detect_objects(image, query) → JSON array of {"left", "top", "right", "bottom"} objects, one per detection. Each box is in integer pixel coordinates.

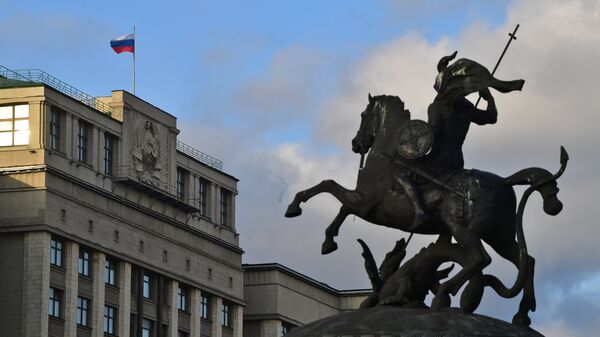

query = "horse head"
[{"left": 352, "top": 94, "right": 410, "bottom": 155}]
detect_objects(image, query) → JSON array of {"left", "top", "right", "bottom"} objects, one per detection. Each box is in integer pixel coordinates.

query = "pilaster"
[
  {"left": 233, "top": 304, "right": 243, "bottom": 337},
  {"left": 91, "top": 251, "right": 106, "bottom": 337},
  {"left": 118, "top": 261, "right": 132, "bottom": 337},
  {"left": 211, "top": 296, "right": 222, "bottom": 337},
  {"left": 64, "top": 241, "right": 80, "bottom": 337},
  {"left": 168, "top": 279, "right": 179, "bottom": 337},
  {"left": 189, "top": 288, "right": 202, "bottom": 337},
  {"left": 21, "top": 231, "right": 51, "bottom": 337}
]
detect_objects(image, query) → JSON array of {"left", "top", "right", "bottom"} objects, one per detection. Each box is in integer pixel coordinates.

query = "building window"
[
  {"left": 78, "top": 248, "right": 90, "bottom": 276},
  {"left": 143, "top": 273, "right": 152, "bottom": 299},
  {"left": 77, "top": 297, "right": 89, "bottom": 326},
  {"left": 0, "top": 104, "right": 29, "bottom": 146},
  {"left": 77, "top": 120, "right": 90, "bottom": 163},
  {"left": 198, "top": 179, "right": 208, "bottom": 216},
  {"left": 105, "top": 258, "right": 116, "bottom": 286},
  {"left": 48, "top": 287, "right": 61, "bottom": 318},
  {"left": 142, "top": 319, "right": 152, "bottom": 337},
  {"left": 282, "top": 322, "right": 293, "bottom": 335},
  {"left": 178, "top": 331, "right": 189, "bottom": 337},
  {"left": 104, "top": 305, "right": 116, "bottom": 335},
  {"left": 49, "top": 108, "right": 61, "bottom": 151},
  {"left": 50, "top": 238, "right": 62, "bottom": 267},
  {"left": 220, "top": 189, "right": 230, "bottom": 227},
  {"left": 200, "top": 294, "right": 209, "bottom": 319},
  {"left": 176, "top": 167, "right": 186, "bottom": 200},
  {"left": 103, "top": 133, "right": 114, "bottom": 175},
  {"left": 177, "top": 286, "right": 188, "bottom": 312},
  {"left": 221, "top": 302, "right": 230, "bottom": 327}
]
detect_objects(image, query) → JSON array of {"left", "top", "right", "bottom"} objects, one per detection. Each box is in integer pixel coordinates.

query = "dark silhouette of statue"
[{"left": 285, "top": 52, "right": 568, "bottom": 329}]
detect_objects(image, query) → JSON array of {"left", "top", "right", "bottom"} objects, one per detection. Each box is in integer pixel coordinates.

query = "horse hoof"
[
  {"left": 321, "top": 241, "right": 338, "bottom": 254},
  {"left": 512, "top": 313, "right": 531, "bottom": 327},
  {"left": 431, "top": 293, "right": 451, "bottom": 310},
  {"left": 285, "top": 204, "right": 302, "bottom": 218}
]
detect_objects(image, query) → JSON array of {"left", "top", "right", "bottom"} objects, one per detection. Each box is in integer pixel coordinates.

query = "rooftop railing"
[
  {"left": 177, "top": 140, "right": 223, "bottom": 171},
  {"left": 0, "top": 65, "right": 115, "bottom": 117}
]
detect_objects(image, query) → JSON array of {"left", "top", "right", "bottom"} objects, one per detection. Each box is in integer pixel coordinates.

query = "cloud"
[{"left": 230, "top": 46, "right": 327, "bottom": 129}]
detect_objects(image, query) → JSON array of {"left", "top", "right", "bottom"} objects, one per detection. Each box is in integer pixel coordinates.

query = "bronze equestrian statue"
[{"left": 285, "top": 53, "right": 568, "bottom": 326}]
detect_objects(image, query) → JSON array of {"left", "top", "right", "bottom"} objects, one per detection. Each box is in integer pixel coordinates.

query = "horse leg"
[
  {"left": 285, "top": 179, "right": 358, "bottom": 218},
  {"left": 490, "top": 239, "right": 536, "bottom": 326},
  {"left": 432, "top": 220, "right": 491, "bottom": 310},
  {"left": 322, "top": 206, "right": 351, "bottom": 254}
]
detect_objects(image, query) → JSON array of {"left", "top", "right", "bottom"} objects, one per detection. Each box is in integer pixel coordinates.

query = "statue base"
[{"left": 285, "top": 306, "right": 544, "bottom": 337}]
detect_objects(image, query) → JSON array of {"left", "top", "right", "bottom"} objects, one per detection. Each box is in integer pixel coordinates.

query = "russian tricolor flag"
[{"left": 110, "top": 33, "right": 135, "bottom": 54}]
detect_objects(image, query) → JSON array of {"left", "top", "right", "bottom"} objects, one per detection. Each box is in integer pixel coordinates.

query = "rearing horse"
[{"left": 285, "top": 94, "right": 567, "bottom": 325}]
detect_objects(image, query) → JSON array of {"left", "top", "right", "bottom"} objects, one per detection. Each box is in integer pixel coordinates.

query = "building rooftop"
[
  {"left": 243, "top": 263, "right": 372, "bottom": 296},
  {"left": 0, "top": 65, "right": 224, "bottom": 171}
]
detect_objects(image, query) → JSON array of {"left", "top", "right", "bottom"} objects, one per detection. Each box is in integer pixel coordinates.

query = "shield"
[{"left": 396, "top": 120, "right": 433, "bottom": 159}]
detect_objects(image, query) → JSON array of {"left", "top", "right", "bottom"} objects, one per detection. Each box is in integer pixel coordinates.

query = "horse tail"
[{"left": 483, "top": 147, "right": 569, "bottom": 298}]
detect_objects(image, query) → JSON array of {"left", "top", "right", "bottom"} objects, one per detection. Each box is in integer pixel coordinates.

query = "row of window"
[
  {"left": 48, "top": 290, "right": 232, "bottom": 330},
  {"left": 52, "top": 239, "right": 232, "bottom": 290},
  {"left": 50, "top": 239, "right": 232, "bottom": 328},
  {"left": 49, "top": 107, "right": 116, "bottom": 174},
  {"left": 176, "top": 168, "right": 232, "bottom": 226},
  {"left": 51, "top": 239, "right": 117, "bottom": 285}
]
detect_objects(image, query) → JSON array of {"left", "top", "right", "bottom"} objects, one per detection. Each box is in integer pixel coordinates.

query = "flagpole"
[{"left": 133, "top": 25, "right": 136, "bottom": 95}]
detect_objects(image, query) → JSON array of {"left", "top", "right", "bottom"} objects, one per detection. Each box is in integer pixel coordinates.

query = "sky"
[{"left": 2, "top": 1, "right": 599, "bottom": 336}]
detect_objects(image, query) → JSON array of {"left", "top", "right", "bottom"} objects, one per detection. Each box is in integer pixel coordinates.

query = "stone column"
[
  {"left": 92, "top": 126, "right": 100, "bottom": 170},
  {"left": 230, "top": 192, "right": 236, "bottom": 231},
  {"left": 65, "top": 114, "right": 73, "bottom": 159},
  {"left": 189, "top": 288, "right": 202, "bottom": 337},
  {"left": 118, "top": 261, "right": 132, "bottom": 337},
  {"left": 233, "top": 304, "right": 243, "bottom": 337},
  {"left": 212, "top": 184, "right": 220, "bottom": 224},
  {"left": 20, "top": 231, "right": 51, "bottom": 337},
  {"left": 72, "top": 116, "right": 79, "bottom": 160},
  {"left": 167, "top": 279, "right": 179, "bottom": 337},
  {"left": 211, "top": 296, "right": 222, "bottom": 337},
  {"left": 260, "top": 320, "right": 281, "bottom": 337},
  {"left": 91, "top": 251, "right": 106, "bottom": 337},
  {"left": 64, "top": 241, "right": 80, "bottom": 337}
]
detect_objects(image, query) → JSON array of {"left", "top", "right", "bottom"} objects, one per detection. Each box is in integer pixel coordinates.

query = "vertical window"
[
  {"left": 198, "top": 179, "right": 208, "bottom": 216},
  {"left": 77, "top": 120, "right": 89, "bottom": 163},
  {"left": 220, "top": 189, "right": 230, "bottom": 227},
  {"left": 77, "top": 297, "right": 89, "bottom": 326},
  {"left": 50, "top": 108, "right": 61, "bottom": 151},
  {"left": 0, "top": 104, "right": 29, "bottom": 146},
  {"left": 200, "top": 295, "right": 209, "bottom": 319},
  {"left": 143, "top": 273, "right": 152, "bottom": 299},
  {"left": 104, "top": 305, "right": 116, "bottom": 334},
  {"left": 176, "top": 168, "right": 186, "bottom": 200},
  {"left": 103, "top": 133, "right": 114, "bottom": 175},
  {"left": 50, "top": 238, "right": 62, "bottom": 267},
  {"left": 78, "top": 248, "right": 90, "bottom": 276},
  {"left": 221, "top": 302, "right": 230, "bottom": 327},
  {"left": 177, "top": 286, "right": 188, "bottom": 311},
  {"left": 142, "top": 319, "right": 152, "bottom": 337},
  {"left": 104, "top": 259, "right": 116, "bottom": 286},
  {"left": 281, "top": 322, "right": 293, "bottom": 336},
  {"left": 48, "top": 287, "right": 61, "bottom": 318}
]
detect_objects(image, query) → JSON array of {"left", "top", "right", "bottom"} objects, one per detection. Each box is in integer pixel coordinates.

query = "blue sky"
[
  {"left": 1, "top": 0, "right": 509, "bottom": 145},
  {"left": 3, "top": 1, "right": 599, "bottom": 336}
]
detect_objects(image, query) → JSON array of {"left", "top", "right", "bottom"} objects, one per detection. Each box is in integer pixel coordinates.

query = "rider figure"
[{"left": 396, "top": 51, "right": 524, "bottom": 230}]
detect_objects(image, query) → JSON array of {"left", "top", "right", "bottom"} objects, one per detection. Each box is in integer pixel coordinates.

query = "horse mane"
[{"left": 375, "top": 95, "right": 411, "bottom": 120}]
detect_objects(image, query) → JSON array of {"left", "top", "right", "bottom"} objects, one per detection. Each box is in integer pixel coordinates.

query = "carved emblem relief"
[{"left": 128, "top": 112, "right": 169, "bottom": 188}]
